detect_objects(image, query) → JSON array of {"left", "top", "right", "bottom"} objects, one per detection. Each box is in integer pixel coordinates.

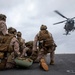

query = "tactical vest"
[
  {"left": 0, "top": 34, "right": 14, "bottom": 70},
  {"left": 38, "top": 30, "right": 54, "bottom": 47}
]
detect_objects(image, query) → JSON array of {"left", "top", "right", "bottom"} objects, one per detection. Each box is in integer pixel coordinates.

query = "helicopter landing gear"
[
  {"left": 63, "top": 31, "right": 70, "bottom": 35},
  {"left": 63, "top": 33, "right": 70, "bottom": 35}
]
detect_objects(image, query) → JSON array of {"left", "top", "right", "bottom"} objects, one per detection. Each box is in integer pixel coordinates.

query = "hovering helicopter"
[{"left": 53, "top": 10, "right": 75, "bottom": 35}]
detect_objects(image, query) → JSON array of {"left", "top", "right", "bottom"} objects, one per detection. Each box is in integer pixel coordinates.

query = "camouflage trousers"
[
  {"left": 6, "top": 52, "right": 15, "bottom": 69},
  {"left": 37, "top": 48, "right": 55, "bottom": 61},
  {"left": 30, "top": 46, "right": 55, "bottom": 62}
]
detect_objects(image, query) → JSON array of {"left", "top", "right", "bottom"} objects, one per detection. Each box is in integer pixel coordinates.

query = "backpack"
[
  {"left": 38, "top": 30, "right": 54, "bottom": 46},
  {"left": 0, "top": 34, "right": 14, "bottom": 70}
]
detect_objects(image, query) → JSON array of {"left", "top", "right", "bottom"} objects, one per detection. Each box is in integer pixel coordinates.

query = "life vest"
[
  {"left": 0, "top": 33, "right": 14, "bottom": 70},
  {"left": 38, "top": 30, "right": 54, "bottom": 47}
]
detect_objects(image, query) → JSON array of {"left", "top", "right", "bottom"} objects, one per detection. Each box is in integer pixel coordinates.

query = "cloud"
[{"left": 0, "top": 0, "right": 75, "bottom": 53}]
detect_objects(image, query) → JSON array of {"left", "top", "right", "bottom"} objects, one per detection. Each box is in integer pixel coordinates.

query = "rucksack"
[
  {"left": 38, "top": 30, "right": 54, "bottom": 46},
  {"left": 0, "top": 34, "right": 14, "bottom": 70}
]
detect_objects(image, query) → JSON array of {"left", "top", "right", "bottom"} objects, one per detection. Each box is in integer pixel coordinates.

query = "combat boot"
[
  {"left": 50, "top": 60, "right": 54, "bottom": 65},
  {"left": 40, "top": 58, "right": 49, "bottom": 71}
]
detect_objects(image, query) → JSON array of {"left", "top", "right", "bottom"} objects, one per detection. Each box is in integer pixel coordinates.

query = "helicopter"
[{"left": 53, "top": 10, "right": 75, "bottom": 35}]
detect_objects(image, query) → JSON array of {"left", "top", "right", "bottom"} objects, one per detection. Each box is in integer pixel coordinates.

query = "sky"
[{"left": 0, "top": 0, "right": 75, "bottom": 54}]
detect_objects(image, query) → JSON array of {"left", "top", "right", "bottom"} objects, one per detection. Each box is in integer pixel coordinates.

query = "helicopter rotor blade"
[
  {"left": 53, "top": 20, "right": 66, "bottom": 25},
  {"left": 54, "top": 10, "right": 68, "bottom": 19}
]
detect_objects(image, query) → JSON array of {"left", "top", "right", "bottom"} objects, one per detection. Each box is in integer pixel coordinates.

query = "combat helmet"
[
  {"left": 8, "top": 27, "right": 17, "bottom": 35},
  {"left": 0, "top": 14, "right": 7, "bottom": 21},
  {"left": 17, "top": 31, "right": 22, "bottom": 37},
  {"left": 40, "top": 24, "right": 47, "bottom": 30}
]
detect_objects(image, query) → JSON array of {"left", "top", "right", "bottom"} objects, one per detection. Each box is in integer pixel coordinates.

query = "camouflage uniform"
[
  {"left": 25, "top": 41, "right": 39, "bottom": 62},
  {"left": 8, "top": 27, "right": 17, "bottom": 36},
  {"left": 31, "top": 25, "right": 57, "bottom": 71},
  {"left": 0, "top": 14, "right": 20, "bottom": 70},
  {"left": 25, "top": 41, "right": 33, "bottom": 56},
  {"left": 17, "top": 31, "right": 30, "bottom": 57}
]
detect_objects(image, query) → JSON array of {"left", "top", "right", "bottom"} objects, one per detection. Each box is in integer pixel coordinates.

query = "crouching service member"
[
  {"left": 0, "top": 14, "right": 21, "bottom": 70},
  {"left": 31, "top": 25, "right": 57, "bottom": 71}
]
